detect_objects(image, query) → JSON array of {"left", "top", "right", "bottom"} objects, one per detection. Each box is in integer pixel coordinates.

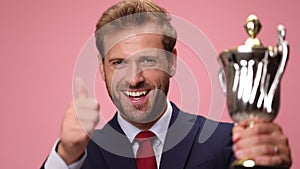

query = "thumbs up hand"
[{"left": 57, "top": 77, "right": 99, "bottom": 165}]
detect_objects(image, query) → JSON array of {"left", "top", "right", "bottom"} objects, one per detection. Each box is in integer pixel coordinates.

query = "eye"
[
  {"left": 140, "top": 57, "right": 158, "bottom": 67},
  {"left": 112, "top": 60, "right": 123, "bottom": 65},
  {"left": 111, "top": 59, "right": 126, "bottom": 69},
  {"left": 144, "top": 58, "right": 156, "bottom": 63}
]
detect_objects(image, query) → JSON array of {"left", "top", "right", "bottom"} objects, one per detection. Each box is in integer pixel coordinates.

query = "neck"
[{"left": 123, "top": 102, "right": 168, "bottom": 130}]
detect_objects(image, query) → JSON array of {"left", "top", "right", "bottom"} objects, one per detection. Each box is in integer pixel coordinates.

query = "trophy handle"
[
  {"left": 218, "top": 68, "right": 227, "bottom": 94},
  {"left": 263, "top": 25, "right": 289, "bottom": 112}
]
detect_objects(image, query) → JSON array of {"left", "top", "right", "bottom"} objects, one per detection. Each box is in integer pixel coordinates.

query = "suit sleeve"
[
  {"left": 41, "top": 140, "right": 87, "bottom": 169},
  {"left": 223, "top": 123, "right": 236, "bottom": 168}
]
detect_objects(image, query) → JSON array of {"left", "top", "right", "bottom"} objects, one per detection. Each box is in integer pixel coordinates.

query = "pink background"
[{"left": 0, "top": 0, "right": 299, "bottom": 168}]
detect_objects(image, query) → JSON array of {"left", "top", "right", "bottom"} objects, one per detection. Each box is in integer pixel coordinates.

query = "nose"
[{"left": 128, "top": 62, "right": 145, "bottom": 87}]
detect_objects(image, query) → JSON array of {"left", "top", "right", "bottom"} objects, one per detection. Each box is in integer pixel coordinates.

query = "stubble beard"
[{"left": 106, "top": 78, "right": 170, "bottom": 124}]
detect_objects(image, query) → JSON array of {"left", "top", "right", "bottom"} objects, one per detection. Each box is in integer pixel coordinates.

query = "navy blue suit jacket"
[{"left": 42, "top": 103, "right": 235, "bottom": 169}]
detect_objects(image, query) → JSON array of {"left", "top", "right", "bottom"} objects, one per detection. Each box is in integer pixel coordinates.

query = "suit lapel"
[
  {"left": 160, "top": 103, "right": 202, "bottom": 169},
  {"left": 93, "top": 103, "right": 203, "bottom": 169},
  {"left": 92, "top": 114, "right": 137, "bottom": 169}
]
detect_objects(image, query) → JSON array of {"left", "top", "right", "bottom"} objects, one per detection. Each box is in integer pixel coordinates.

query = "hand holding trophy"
[{"left": 219, "top": 15, "right": 289, "bottom": 168}]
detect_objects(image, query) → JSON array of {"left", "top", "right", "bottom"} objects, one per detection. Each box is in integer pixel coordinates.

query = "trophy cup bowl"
[{"left": 218, "top": 15, "right": 289, "bottom": 168}]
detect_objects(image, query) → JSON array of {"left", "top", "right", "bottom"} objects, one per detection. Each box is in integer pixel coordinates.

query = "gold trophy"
[{"left": 218, "top": 15, "right": 289, "bottom": 168}]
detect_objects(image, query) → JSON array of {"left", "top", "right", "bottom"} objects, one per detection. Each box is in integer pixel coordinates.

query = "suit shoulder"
[{"left": 177, "top": 109, "right": 233, "bottom": 129}]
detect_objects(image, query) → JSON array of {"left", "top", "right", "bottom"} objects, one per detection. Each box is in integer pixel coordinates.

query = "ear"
[
  {"left": 168, "top": 48, "right": 177, "bottom": 77},
  {"left": 98, "top": 54, "right": 105, "bottom": 81}
]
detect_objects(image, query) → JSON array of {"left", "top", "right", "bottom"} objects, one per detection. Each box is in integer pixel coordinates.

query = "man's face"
[{"left": 100, "top": 31, "right": 176, "bottom": 128}]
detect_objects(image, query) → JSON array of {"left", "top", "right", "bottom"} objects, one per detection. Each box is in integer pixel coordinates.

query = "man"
[{"left": 42, "top": 0, "right": 292, "bottom": 168}]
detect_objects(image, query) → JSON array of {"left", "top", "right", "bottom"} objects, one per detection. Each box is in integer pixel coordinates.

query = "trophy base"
[
  {"left": 231, "top": 159, "right": 288, "bottom": 169},
  {"left": 232, "top": 165, "right": 287, "bottom": 169}
]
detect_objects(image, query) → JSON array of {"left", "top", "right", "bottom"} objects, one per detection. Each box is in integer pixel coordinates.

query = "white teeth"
[{"left": 124, "top": 91, "right": 147, "bottom": 97}]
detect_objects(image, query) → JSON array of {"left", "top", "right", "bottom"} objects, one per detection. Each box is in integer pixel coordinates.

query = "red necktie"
[{"left": 135, "top": 131, "right": 157, "bottom": 169}]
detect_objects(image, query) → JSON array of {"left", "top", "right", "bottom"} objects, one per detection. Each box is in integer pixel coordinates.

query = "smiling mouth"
[{"left": 123, "top": 90, "right": 150, "bottom": 99}]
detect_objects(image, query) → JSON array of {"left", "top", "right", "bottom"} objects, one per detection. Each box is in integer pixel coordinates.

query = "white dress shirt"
[
  {"left": 118, "top": 100, "right": 172, "bottom": 168},
  {"left": 44, "top": 100, "right": 172, "bottom": 169}
]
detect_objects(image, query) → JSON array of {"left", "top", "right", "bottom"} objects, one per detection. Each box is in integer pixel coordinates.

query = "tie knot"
[{"left": 135, "top": 131, "right": 156, "bottom": 143}]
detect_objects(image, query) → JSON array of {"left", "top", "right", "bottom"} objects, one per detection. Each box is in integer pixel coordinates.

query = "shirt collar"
[{"left": 117, "top": 100, "right": 173, "bottom": 144}]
